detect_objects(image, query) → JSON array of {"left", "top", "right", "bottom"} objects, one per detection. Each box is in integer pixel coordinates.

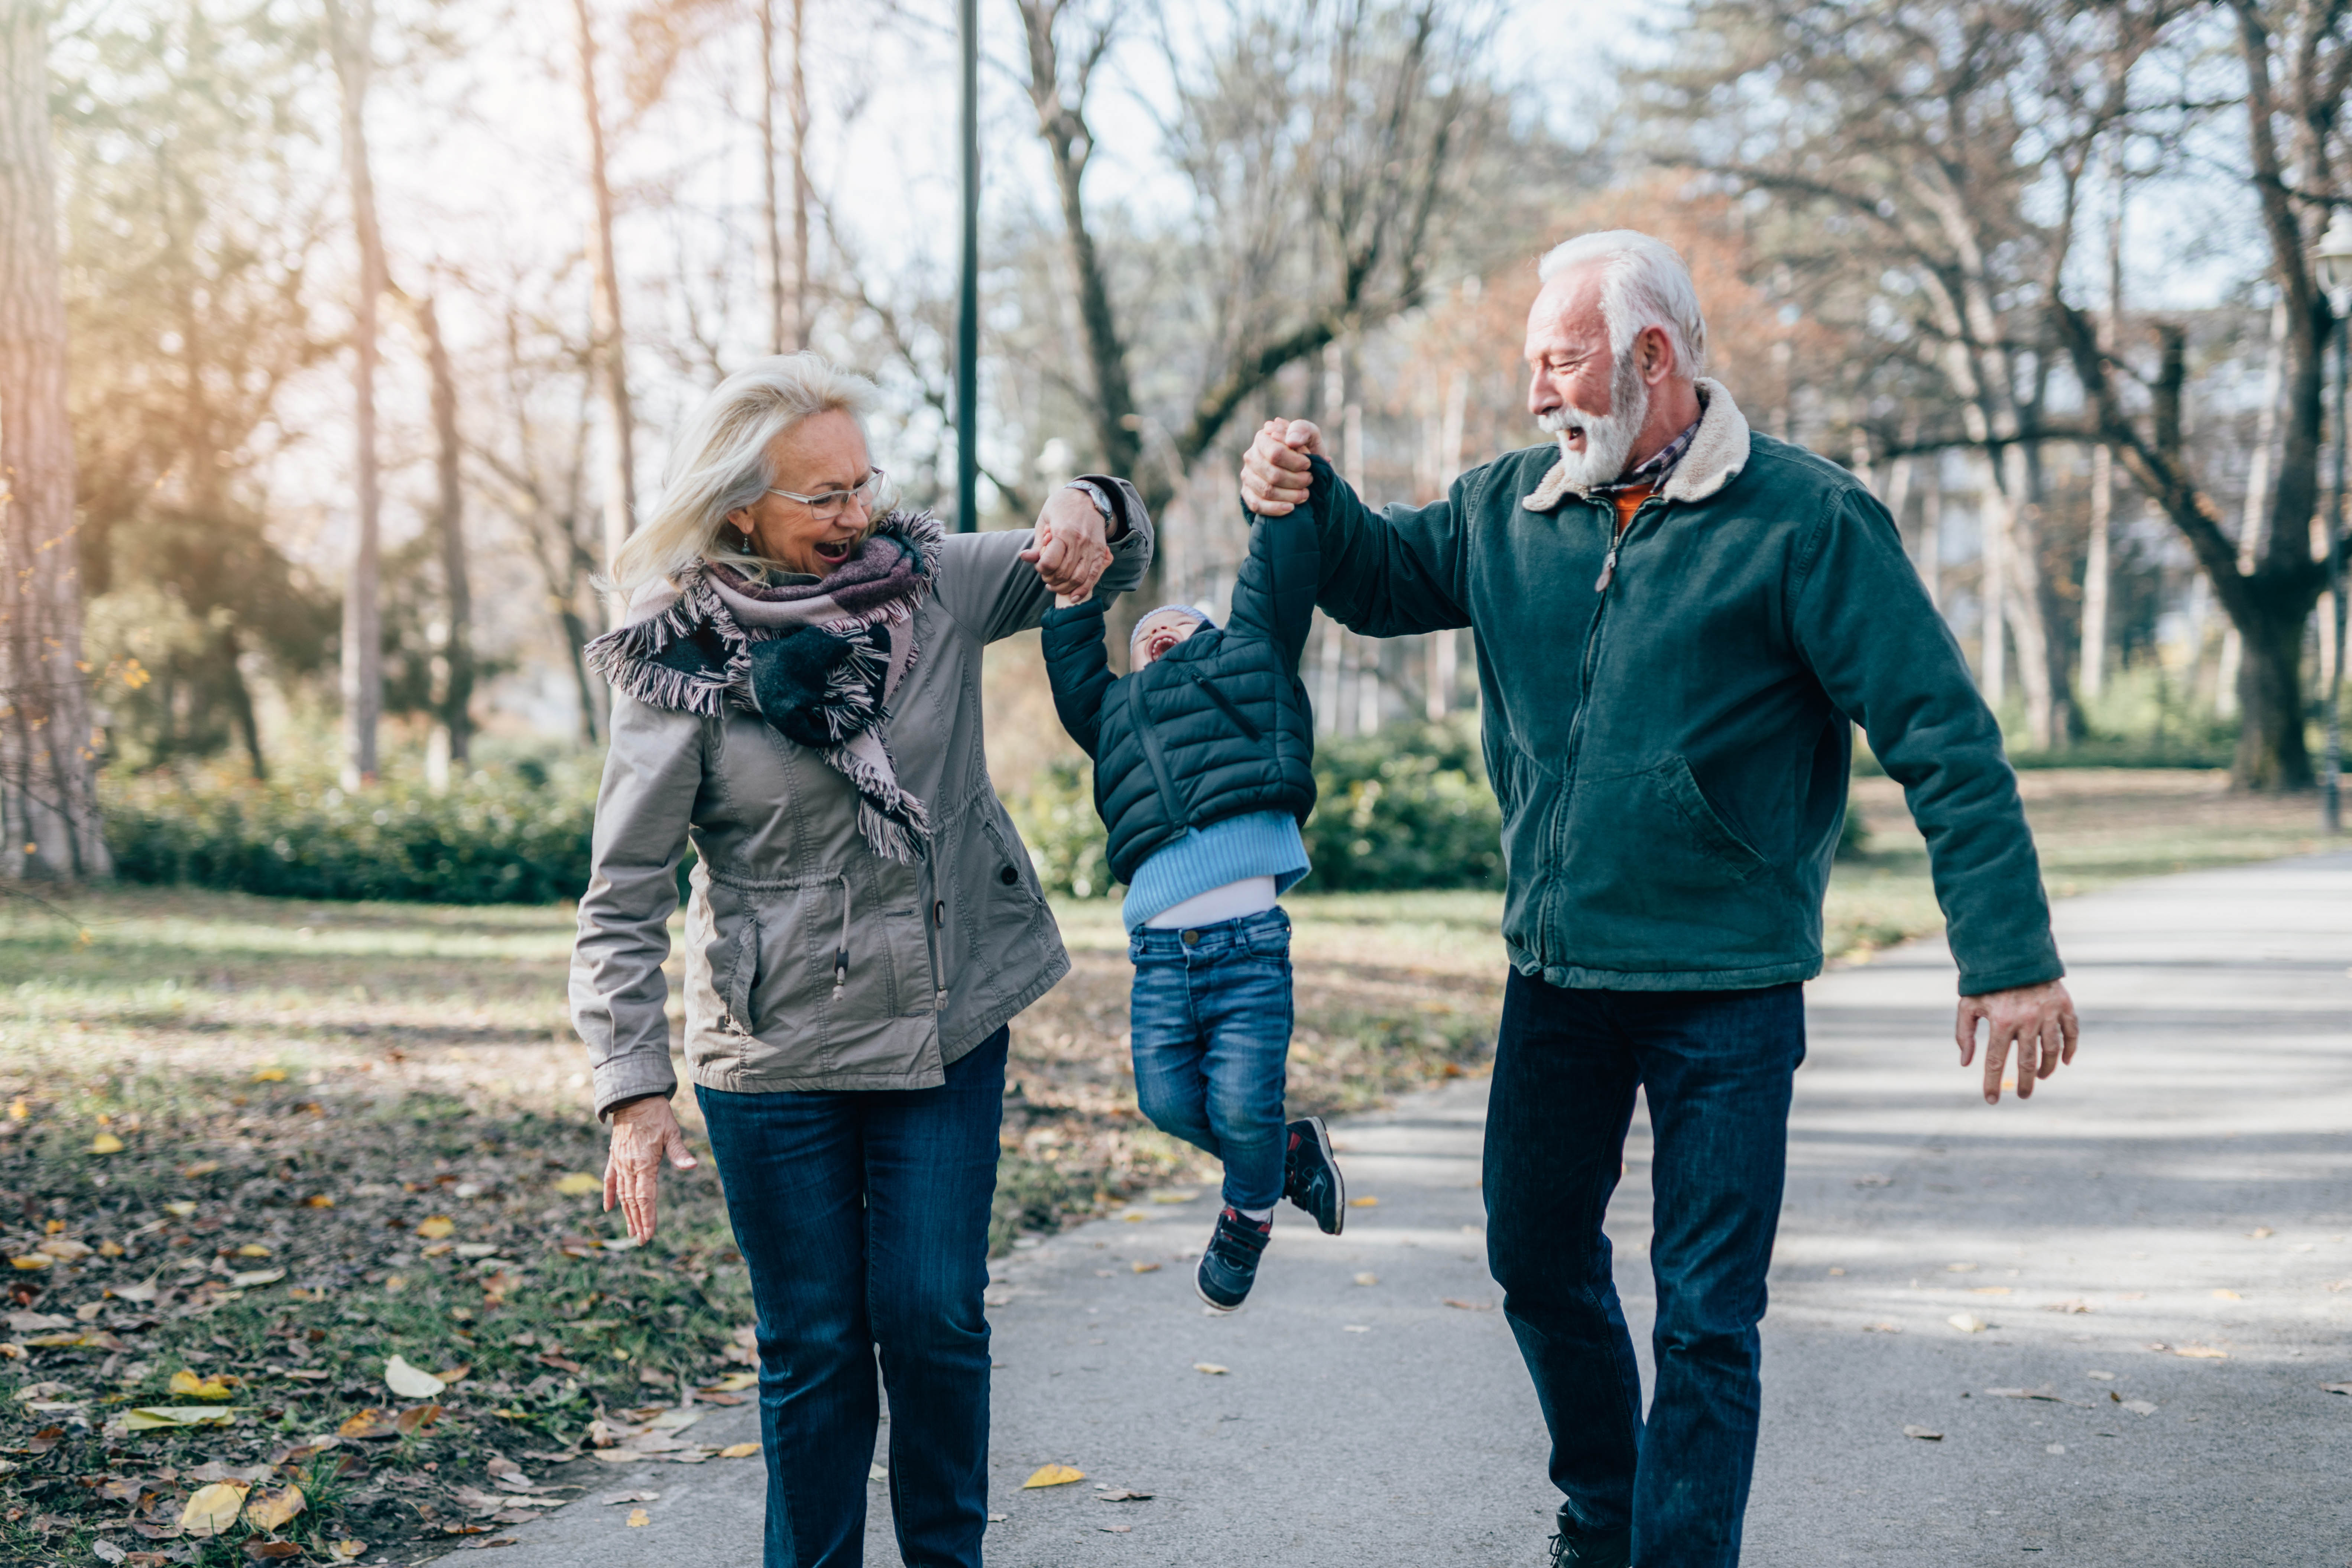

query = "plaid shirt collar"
[{"left": 1589, "top": 413, "right": 1702, "bottom": 497}]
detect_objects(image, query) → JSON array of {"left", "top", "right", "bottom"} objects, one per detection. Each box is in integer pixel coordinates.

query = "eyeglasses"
[{"left": 767, "top": 467, "right": 887, "bottom": 519}]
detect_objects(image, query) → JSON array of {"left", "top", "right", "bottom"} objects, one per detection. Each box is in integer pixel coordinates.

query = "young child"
[{"left": 1040, "top": 495, "right": 1344, "bottom": 1311}]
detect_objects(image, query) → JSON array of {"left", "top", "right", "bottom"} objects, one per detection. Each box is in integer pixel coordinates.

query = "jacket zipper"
[
  {"left": 1543, "top": 497, "right": 1653, "bottom": 936},
  {"left": 1185, "top": 669, "right": 1264, "bottom": 740}
]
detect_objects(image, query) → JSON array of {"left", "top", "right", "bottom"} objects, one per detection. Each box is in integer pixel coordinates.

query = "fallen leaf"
[
  {"left": 1023, "top": 1464, "right": 1085, "bottom": 1489},
  {"left": 2121, "top": 1399, "right": 2158, "bottom": 1415},
  {"left": 1347, "top": 1196, "right": 1379, "bottom": 1208},
  {"left": 2212, "top": 1289, "right": 2241, "bottom": 1301},
  {"left": 253, "top": 1068, "right": 289, "bottom": 1082},
  {"left": 305, "top": 1195, "right": 334, "bottom": 1208},
  {"left": 243, "top": 1485, "right": 306, "bottom": 1532},
  {"left": 41, "top": 1238, "right": 89, "bottom": 1261},
  {"left": 868, "top": 1463, "right": 889, "bottom": 1481},
  {"left": 242, "top": 1545, "right": 301, "bottom": 1563},
  {"left": 2247, "top": 1227, "right": 2274, "bottom": 1239},
  {"left": 1099, "top": 1524, "right": 1132, "bottom": 1533},
  {"left": 169, "top": 1370, "right": 237, "bottom": 1401},
  {"left": 337, "top": 1409, "right": 396, "bottom": 1439},
  {"left": 91, "top": 1133, "right": 125, "bottom": 1155},
  {"left": 395, "top": 1403, "right": 443, "bottom": 1435},
  {"left": 235, "top": 1243, "right": 271, "bottom": 1257},
  {"left": 180, "top": 1481, "right": 250, "bottom": 1538},
  {"left": 1120, "top": 1212, "right": 1146, "bottom": 1223},
  {"left": 718, "top": 1443, "right": 760, "bottom": 1458},
  {"left": 1901, "top": 1425, "right": 1943, "bottom": 1441},
  {"left": 589, "top": 1448, "right": 646, "bottom": 1464},
  {"left": 328, "top": 1541, "right": 368, "bottom": 1561},
  {"left": 627, "top": 1509, "right": 651, "bottom": 1527},
  {"left": 1094, "top": 1487, "right": 1154, "bottom": 1502},
  {"left": 602, "top": 1491, "right": 662, "bottom": 1504},
  {"left": 416, "top": 1215, "right": 456, "bottom": 1240},
  {"left": 107, "top": 1279, "right": 158, "bottom": 1304},
  {"left": 1862, "top": 1322, "right": 1903, "bottom": 1334},
  {"left": 2173, "top": 1344, "right": 2229, "bottom": 1359},
  {"left": 1130, "top": 1261, "right": 1159, "bottom": 1274},
  {"left": 703, "top": 1372, "right": 757, "bottom": 1393},
  {"left": 2041, "top": 1299, "right": 2093, "bottom": 1314},
  {"left": 1945, "top": 1314, "right": 1989, "bottom": 1333},
  {"left": 181, "top": 1161, "right": 221, "bottom": 1178},
  {"left": 1945, "top": 1262, "right": 1978, "bottom": 1273},
  {"left": 93, "top": 1542, "right": 127, "bottom": 1565},
  {"left": 123, "top": 1406, "right": 241, "bottom": 1430},
  {"left": 1443, "top": 1297, "right": 1493, "bottom": 1311},
  {"left": 162, "top": 1202, "right": 196, "bottom": 1219},
  {"left": 1149, "top": 1189, "right": 1198, "bottom": 1205},
  {"left": 1192, "top": 1362, "right": 1227, "bottom": 1375},
  {"left": 554, "top": 1173, "right": 602, "bottom": 1196},
  {"left": 384, "top": 1354, "right": 447, "bottom": 1399},
  {"left": 1353, "top": 1272, "right": 1377, "bottom": 1286},
  {"left": 8, "top": 1254, "right": 50, "bottom": 1271}
]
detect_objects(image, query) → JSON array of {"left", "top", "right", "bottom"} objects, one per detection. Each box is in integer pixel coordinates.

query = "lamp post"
[
  {"left": 2314, "top": 210, "right": 2352, "bottom": 833},
  {"left": 955, "top": 0, "right": 979, "bottom": 533}
]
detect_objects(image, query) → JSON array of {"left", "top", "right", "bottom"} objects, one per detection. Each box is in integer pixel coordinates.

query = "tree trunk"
[
  {"left": 416, "top": 289, "right": 472, "bottom": 769},
  {"left": 326, "top": 0, "right": 385, "bottom": 791},
  {"left": 0, "top": 0, "right": 107, "bottom": 879},
  {"left": 571, "top": 0, "right": 635, "bottom": 601},
  {"left": 786, "top": 0, "right": 808, "bottom": 351}
]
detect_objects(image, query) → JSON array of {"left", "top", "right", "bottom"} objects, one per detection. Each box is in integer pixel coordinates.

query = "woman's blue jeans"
[
  {"left": 1127, "top": 908, "right": 1293, "bottom": 1212},
  {"left": 1483, "top": 971, "right": 1806, "bottom": 1568},
  {"left": 696, "top": 1026, "right": 1007, "bottom": 1568}
]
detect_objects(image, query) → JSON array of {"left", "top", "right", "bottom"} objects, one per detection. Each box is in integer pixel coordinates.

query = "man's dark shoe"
[
  {"left": 1547, "top": 1510, "right": 1631, "bottom": 1568},
  {"left": 1282, "top": 1116, "right": 1346, "bottom": 1235},
  {"left": 1194, "top": 1207, "right": 1273, "bottom": 1312}
]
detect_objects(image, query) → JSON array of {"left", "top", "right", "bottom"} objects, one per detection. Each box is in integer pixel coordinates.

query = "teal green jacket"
[{"left": 1305, "top": 380, "right": 2061, "bottom": 996}]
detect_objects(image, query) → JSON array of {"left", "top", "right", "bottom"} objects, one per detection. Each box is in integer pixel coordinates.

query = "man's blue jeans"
[
  {"left": 695, "top": 1027, "right": 1007, "bottom": 1568},
  {"left": 1128, "top": 908, "right": 1293, "bottom": 1212},
  {"left": 1483, "top": 971, "right": 1805, "bottom": 1568}
]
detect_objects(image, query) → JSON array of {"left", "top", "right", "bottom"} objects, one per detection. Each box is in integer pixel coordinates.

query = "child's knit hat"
[{"left": 1128, "top": 604, "right": 1215, "bottom": 659}]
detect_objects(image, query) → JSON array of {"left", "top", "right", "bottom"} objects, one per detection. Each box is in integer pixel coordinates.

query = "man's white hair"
[{"left": 1537, "top": 230, "right": 1709, "bottom": 378}]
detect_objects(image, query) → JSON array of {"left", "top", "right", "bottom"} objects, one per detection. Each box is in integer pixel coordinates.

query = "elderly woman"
[{"left": 569, "top": 353, "right": 1150, "bottom": 1568}]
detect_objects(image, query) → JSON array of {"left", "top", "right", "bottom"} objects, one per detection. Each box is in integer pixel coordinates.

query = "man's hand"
[
  {"left": 604, "top": 1095, "right": 699, "bottom": 1243},
  {"left": 1955, "top": 979, "right": 2079, "bottom": 1104},
  {"left": 1021, "top": 486, "right": 1115, "bottom": 601},
  {"left": 1240, "top": 418, "right": 1324, "bottom": 515}
]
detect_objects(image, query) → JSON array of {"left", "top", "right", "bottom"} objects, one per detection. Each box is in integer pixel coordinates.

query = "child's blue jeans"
[{"left": 1127, "top": 907, "right": 1293, "bottom": 1212}]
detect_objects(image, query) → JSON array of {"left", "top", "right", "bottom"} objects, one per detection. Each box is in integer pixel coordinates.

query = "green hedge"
[
  {"left": 1011, "top": 719, "right": 1505, "bottom": 900},
  {"left": 103, "top": 759, "right": 601, "bottom": 904}
]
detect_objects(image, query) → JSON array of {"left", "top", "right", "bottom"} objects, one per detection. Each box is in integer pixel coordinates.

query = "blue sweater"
[{"left": 1121, "top": 810, "right": 1310, "bottom": 930}]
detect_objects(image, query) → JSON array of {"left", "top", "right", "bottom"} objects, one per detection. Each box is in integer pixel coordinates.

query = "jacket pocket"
[
  {"left": 1549, "top": 756, "right": 1796, "bottom": 970},
  {"left": 722, "top": 910, "right": 761, "bottom": 1033},
  {"left": 1652, "top": 757, "right": 1771, "bottom": 883}
]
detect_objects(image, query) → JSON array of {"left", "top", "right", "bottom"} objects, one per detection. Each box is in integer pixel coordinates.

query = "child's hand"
[{"left": 1054, "top": 590, "right": 1088, "bottom": 608}]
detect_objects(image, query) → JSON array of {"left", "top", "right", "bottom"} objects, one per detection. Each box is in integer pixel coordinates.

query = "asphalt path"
[{"left": 456, "top": 851, "right": 2352, "bottom": 1567}]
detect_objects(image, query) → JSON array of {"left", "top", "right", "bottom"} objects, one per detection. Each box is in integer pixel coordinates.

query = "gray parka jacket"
[{"left": 570, "top": 482, "right": 1153, "bottom": 1117}]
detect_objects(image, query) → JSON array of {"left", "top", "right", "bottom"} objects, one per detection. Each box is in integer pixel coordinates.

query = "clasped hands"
[{"left": 1023, "top": 485, "right": 1117, "bottom": 608}]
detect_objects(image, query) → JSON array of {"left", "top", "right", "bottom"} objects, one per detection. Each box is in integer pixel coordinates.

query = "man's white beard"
[{"left": 1537, "top": 350, "right": 1649, "bottom": 490}]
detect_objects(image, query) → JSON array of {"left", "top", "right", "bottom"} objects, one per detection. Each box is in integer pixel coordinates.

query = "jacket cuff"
[
  {"left": 592, "top": 1050, "right": 679, "bottom": 1121},
  {"left": 1953, "top": 953, "right": 2066, "bottom": 997},
  {"left": 1075, "top": 474, "right": 1152, "bottom": 550},
  {"left": 1043, "top": 597, "right": 1112, "bottom": 628}
]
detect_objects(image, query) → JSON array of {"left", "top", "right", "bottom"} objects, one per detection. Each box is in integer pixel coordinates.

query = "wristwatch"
[{"left": 1065, "top": 478, "right": 1119, "bottom": 533}]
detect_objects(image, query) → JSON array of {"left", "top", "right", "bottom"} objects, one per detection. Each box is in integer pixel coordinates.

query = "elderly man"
[{"left": 1241, "top": 230, "right": 2078, "bottom": 1567}]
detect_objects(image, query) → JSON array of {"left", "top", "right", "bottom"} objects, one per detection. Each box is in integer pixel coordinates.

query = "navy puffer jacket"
[{"left": 1041, "top": 487, "right": 1321, "bottom": 886}]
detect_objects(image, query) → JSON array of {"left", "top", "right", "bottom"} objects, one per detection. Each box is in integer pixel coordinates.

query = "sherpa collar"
[{"left": 1522, "top": 377, "right": 1752, "bottom": 514}]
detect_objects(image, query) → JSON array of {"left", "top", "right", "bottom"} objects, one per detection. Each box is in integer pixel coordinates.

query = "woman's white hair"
[
  {"left": 1537, "top": 230, "right": 1709, "bottom": 378},
  {"left": 607, "top": 351, "right": 881, "bottom": 600}
]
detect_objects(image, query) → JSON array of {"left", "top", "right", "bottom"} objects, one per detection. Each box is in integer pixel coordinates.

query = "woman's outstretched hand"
[{"left": 605, "top": 1095, "right": 700, "bottom": 1243}]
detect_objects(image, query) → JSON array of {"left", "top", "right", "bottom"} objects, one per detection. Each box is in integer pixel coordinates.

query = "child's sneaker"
[
  {"left": 1195, "top": 1207, "right": 1272, "bottom": 1312},
  {"left": 1282, "top": 1116, "right": 1346, "bottom": 1235}
]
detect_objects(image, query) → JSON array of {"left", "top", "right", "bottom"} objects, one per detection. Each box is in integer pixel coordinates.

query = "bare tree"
[
  {"left": 2057, "top": 0, "right": 2344, "bottom": 788},
  {"left": 571, "top": 0, "right": 636, "bottom": 597},
  {"left": 760, "top": 0, "right": 811, "bottom": 353},
  {"left": 1011, "top": 0, "right": 1500, "bottom": 521},
  {"left": 409, "top": 286, "right": 473, "bottom": 780},
  {"left": 325, "top": 0, "right": 387, "bottom": 788},
  {"left": 0, "top": 0, "right": 107, "bottom": 878}
]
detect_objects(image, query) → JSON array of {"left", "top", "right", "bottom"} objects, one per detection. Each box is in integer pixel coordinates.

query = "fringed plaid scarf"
[{"left": 585, "top": 511, "right": 945, "bottom": 863}]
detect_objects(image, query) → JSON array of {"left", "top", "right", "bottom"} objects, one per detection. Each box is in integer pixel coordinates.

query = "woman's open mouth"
[{"left": 813, "top": 538, "right": 853, "bottom": 563}]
